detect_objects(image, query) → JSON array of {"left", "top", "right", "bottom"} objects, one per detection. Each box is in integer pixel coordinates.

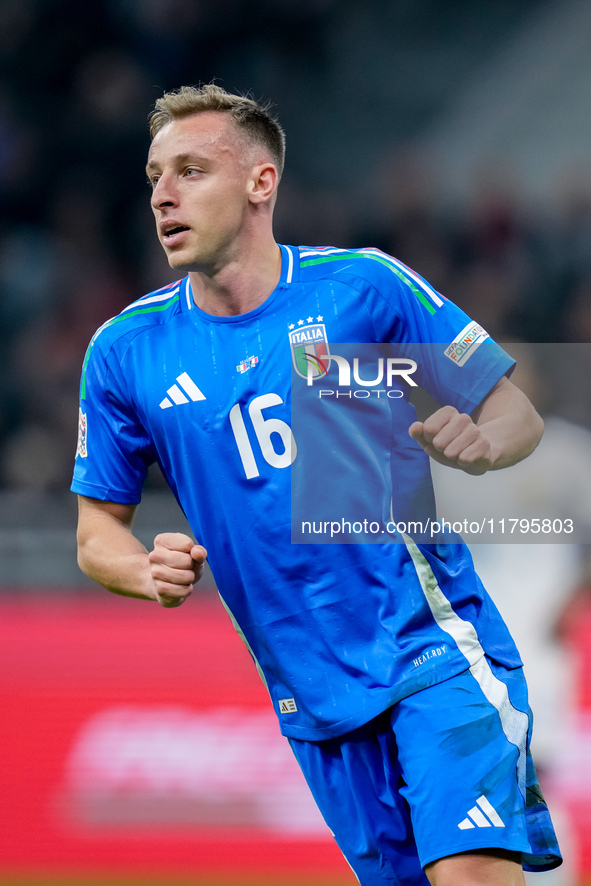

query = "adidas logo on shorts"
[{"left": 458, "top": 795, "right": 505, "bottom": 829}]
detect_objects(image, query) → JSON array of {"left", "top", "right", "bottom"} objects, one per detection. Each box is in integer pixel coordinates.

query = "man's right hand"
[{"left": 148, "top": 533, "right": 208, "bottom": 607}]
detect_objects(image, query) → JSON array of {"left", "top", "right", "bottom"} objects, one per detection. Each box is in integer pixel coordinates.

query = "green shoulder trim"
[
  {"left": 300, "top": 251, "right": 437, "bottom": 315},
  {"left": 81, "top": 294, "right": 179, "bottom": 399}
]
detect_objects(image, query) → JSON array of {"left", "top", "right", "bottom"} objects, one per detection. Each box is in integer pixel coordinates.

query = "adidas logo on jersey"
[
  {"left": 278, "top": 698, "right": 298, "bottom": 714},
  {"left": 458, "top": 795, "right": 505, "bottom": 829},
  {"left": 159, "top": 372, "right": 206, "bottom": 409}
]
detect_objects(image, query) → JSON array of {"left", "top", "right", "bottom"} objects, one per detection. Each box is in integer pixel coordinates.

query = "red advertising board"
[
  {"left": 547, "top": 606, "right": 591, "bottom": 880},
  {"left": 0, "top": 594, "right": 353, "bottom": 881},
  {"left": 2, "top": 592, "right": 590, "bottom": 883}
]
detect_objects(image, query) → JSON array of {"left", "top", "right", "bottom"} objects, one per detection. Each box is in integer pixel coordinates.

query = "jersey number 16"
[{"left": 229, "top": 393, "right": 297, "bottom": 479}]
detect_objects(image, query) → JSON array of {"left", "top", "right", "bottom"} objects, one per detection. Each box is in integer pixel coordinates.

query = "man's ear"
[{"left": 248, "top": 163, "right": 278, "bottom": 205}]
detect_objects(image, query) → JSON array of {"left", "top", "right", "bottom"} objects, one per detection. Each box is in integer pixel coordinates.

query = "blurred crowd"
[{"left": 1, "top": 0, "right": 591, "bottom": 494}]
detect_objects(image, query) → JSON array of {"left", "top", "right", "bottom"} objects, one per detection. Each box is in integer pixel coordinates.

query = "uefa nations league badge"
[{"left": 289, "top": 322, "right": 330, "bottom": 380}]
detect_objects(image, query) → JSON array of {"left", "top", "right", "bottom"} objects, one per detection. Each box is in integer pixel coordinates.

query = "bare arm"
[
  {"left": 408, "top": 375, "right": 544, "bottom": 476},
  {"left": 76, "top": 495, "right": 207, "bottom": 608}
]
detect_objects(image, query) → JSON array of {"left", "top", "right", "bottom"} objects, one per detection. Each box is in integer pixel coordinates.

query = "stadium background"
[{"left": 1, "top": 0, "right": 591, "bottom": 883}]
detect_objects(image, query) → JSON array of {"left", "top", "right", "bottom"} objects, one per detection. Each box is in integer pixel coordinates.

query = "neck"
[{"left": 188, "top": 236, "right": 282, "bottom": 316}]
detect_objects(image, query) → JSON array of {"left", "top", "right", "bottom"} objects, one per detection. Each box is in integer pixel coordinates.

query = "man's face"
[{"left": 146, "top": 112, "right": 255, "bottom": 272}]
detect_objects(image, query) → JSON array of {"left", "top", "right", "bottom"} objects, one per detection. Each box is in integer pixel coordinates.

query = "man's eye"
[{"left": 147, "top": 176, "right": 160, "bottom": 188}]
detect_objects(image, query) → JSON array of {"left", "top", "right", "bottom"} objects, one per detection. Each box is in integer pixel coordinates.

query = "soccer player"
[{"left": 72, "top": 84, "right": 562, "bottom": 886}]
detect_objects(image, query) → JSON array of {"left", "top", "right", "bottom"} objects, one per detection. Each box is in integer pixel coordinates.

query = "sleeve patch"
[
  {"left": 444, "top": 322, "right": 490, "bottom": 367},
  {"left": 76, "top": 408, "right": 88, "bottom": 458}
]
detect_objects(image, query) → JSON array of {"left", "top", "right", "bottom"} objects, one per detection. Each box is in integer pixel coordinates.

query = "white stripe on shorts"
[{"left": 403, "top": 535, "right": 528, "bottom": 796}]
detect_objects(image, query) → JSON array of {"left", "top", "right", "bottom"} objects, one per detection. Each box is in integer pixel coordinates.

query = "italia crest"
[{"left": 289, "top": 323, "right": 330, "bottom": 380}]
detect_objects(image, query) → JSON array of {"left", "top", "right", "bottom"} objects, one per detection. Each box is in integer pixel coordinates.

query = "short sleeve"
[
  {"left": 358, "top": 252, "right": 515, "bottom": 412},
  {"left": 71, "top": 337, "right": 155, "bottom": 504}
]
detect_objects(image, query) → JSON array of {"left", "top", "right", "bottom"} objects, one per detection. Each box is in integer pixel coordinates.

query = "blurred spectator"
[
  {"left": 1, "top": 0, "right": 591, "bottom": 495},
  {"left": 359, "top": 143, "right": 454, "bottom": 293}
]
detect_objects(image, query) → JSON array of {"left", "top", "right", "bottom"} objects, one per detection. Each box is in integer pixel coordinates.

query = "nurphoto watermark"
[{"left": 290, "top": 342, "right": 591, "bottom": 545}]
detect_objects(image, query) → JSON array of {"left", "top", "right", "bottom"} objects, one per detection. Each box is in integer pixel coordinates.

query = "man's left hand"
[{"left": 409, "top": 405, "right": 496, "bottom": 475}]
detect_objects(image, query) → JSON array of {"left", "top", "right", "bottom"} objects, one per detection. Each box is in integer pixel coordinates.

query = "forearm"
[
  {"left": 76, "top": 496, "right": 207, "bottom": 607},
  {"left": 409, "top": 376, "right": 544, "bottom": 475},
  {"left": 77, "top": 502, "right": 157, "bottom": 600},
  {"left": 473, "top": 378, "right": 544, "bottom": 470}
]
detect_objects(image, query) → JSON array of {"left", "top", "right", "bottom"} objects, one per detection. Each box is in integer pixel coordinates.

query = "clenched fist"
[
  {"left": 148, "top": 532, "right": 207, "bottom": 608},
  {"left": 409, "top": 405, "right": 496, "bottom": 475}
]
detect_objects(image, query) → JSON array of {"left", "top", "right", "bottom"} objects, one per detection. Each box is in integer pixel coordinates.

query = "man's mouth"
[{"left": 163, "top": 225, "right": 190, "bottom": 241}]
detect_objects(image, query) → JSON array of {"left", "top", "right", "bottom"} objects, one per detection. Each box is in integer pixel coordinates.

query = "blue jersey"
[{"left": 72, "top": 245, "right": 520, "bottom": 740}]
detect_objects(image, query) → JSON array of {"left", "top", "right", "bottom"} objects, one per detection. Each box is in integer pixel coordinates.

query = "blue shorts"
[{"left": 289, "top": 658, "right": 562, "bottom": 885}]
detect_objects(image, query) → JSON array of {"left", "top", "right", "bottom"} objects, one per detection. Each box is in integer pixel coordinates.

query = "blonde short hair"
[{"left": 149, "top": 83, "right": 285, "bottom": 176}]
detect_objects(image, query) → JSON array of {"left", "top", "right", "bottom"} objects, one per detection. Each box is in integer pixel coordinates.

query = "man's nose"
[{"left": 151, "top": 173, "right": 177, "bottom": 209}]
